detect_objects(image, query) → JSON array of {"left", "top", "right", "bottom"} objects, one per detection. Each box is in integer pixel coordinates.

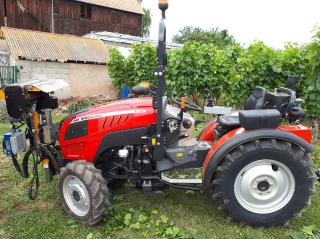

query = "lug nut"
[
  {"left": 267, "top": 191, "right": 271, "bottom": 194},
  {"left": 254, "top": 187, "right": 257, "bottom": 190},
  {"left": 259, "top": 192, "right": 262, "bottom": 195},
  {"left": 256, "top": 180, "right": 260, "bottom": 183}
]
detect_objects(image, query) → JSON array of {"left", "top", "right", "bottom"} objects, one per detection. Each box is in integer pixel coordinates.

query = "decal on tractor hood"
[{"left": 70, "top": 110, "right": 146, "bottom": 124}]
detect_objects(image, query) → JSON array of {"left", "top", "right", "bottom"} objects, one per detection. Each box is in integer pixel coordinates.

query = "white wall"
[
  {"left": 14, "top": 59, "right": 71, "bottom": 98},
  {"left": 12, "top": 59, "right": 117, "bottom": 99}
]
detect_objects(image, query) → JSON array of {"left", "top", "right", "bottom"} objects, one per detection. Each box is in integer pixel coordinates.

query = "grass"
[{"left": 0, "top": 116, "right": 320, "bottom": 239}]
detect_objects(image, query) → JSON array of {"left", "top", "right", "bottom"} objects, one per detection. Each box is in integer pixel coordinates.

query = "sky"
[{"left": 142, "top": 0, "right": 320, "bottom": 49}]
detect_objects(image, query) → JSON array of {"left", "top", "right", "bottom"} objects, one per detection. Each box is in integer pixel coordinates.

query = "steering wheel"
[
  {"left": 171, "top": 97, "right": 202, "bottom": 112},
  {"left": 277, "top": 87, "right": 296, "bottom": 117}
]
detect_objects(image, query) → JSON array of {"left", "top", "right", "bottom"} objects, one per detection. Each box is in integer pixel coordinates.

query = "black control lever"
[
  {"left": 173, "top": 91, "right": 177, "bottom": 98},
  {"left": 204, "top": 89, "right": 214, "bottom": 107}
]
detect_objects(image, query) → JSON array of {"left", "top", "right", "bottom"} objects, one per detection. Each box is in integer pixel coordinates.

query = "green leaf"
[
  {"left": 86, "top": 233, "right": 93, "bottom": 239},
  {"left": 124, "top": 213, "right": 132, "bottom": 226},
  {"left": 172, "top": 226, "right": 180, "bottom": 236},
  {"left": 160, "top": 215, "right": 168, "bottom": 224},
  {"left": 151, "top": 210, "right": 158, "bottom": 215},
  {"left": 94, "top": 232, "right": 103, "bottom": 238},
  {"left": 300, "top": 225, "right": 316, "bottom": 236},
  {"left": 133, "top": 210, "right": 142, "bottom": 223},
  {"left": 290, "top": 231, "right": 308, "bottom": 239},
  {"left": 141, "top": 231, "right": 149, "bottom": 238},
  {"left": 0, "top": 230, "right": 5, "bottom": 236},
  {"left": 70, "top": 225, "right": 78, "bottom": 229},
  {"left": 138, "top": 214, "right": 148, "bottom": 223},
  {"left": 130, "top": 222, "right": 141, "bottom": 230}
]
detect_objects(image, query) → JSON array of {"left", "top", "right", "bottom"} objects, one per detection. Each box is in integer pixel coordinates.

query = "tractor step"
[{"left": 161, "top": 168, "right": 202, "bottom": 184}]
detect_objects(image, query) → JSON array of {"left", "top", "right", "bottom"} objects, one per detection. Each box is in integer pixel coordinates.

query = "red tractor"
[{"left": 1, "top": 0, "right": 319, "bottom": 227}]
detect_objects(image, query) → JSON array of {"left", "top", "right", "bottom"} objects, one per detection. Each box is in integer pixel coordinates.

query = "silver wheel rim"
[
  {"left": 234, "top": 159, "right": 295, "bottom": 214},
  {"left": 63, "top": 175, "right": 90, "bottom": 216}
]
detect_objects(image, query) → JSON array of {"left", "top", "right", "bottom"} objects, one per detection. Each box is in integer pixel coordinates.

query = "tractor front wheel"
[
  {"left": 212, "top": 139, "right": 317, "bottom": 227},
  {"left": 58, "top": 161, "right": 110, "bottom": 225}
]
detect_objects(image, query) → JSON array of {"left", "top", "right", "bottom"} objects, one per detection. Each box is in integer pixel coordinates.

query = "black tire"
[
  {"left": 212, "top": 139, "right": 317, "bottom": 227},
  {"left": 58, "top": 161, "right": 110, "bottom": 225}
]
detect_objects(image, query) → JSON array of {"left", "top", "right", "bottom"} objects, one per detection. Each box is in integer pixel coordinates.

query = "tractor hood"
[{"left": 61, "top": 97, "right": 154, "bottom": 125}]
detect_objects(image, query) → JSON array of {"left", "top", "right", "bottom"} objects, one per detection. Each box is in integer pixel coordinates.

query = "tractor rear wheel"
[
  {"left": 212, "top": 139, "right": 317, "bottom": 227},
  {"left": 58, "top": 161, "right": 110, "bottom": 225}
]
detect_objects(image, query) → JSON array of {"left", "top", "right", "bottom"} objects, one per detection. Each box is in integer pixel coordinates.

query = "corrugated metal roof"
[
  {"left": 2, "top": 27, "right": 109, "bottom": 64},
  {"left": 84, "top": 31, "right": 183, "bottom": 50},
  {"left": 75, "top": 0, "right": 144, "bottom": 15}
]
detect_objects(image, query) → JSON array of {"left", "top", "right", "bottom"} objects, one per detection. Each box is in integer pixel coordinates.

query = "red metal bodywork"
[
  {"left": 59, "top": 97, "right": 156, "bottom": 162},
  {"left": 202, "top": 125, "right": 312, "bottom": 171},
  {"left": 59, "top": 96, "right": 312, "bottom": 169},
  {"left": 198, "top": 121, "right": 217, "bottom": 141}
]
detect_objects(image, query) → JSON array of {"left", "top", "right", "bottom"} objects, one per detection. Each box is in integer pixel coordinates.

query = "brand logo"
[{"left": 70, "top": 110, "right": 146, "bottom": 124}]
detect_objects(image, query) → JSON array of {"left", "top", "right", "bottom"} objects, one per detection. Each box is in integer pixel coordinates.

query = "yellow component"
[
  {"left": 191, "top": 125, "right": 195, "bottom": 133},
  {"left": 184, "top": 133, "right": 189, "bottom": 137},
  {"left": 152, "top": 138, "right": 156, "bottom": 145},
  {"left": 0, "top": 89, "right": 5, "bottom": 100},
  {"left": 176, "top": 153, "right": 183, "bottom": 157},
  {"left": 42, "top": 159, "right": 49, "bottom": 169},
  {"left": 32, "top": 111, "right": 40, "bottom": 143},
  {"left": 139, "top": 82, "right": 150, "bottom": 88},
  {"left": 25, "top": 86, "right": 41, "bottom": 92},
  {"left": 159, "top": 0, "right": 168, "bottom": 4}
]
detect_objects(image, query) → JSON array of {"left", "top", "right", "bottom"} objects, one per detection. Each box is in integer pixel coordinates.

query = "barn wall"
[
  {"left": 0, "top": 0, "right": 4, "bottom": 27},
  {"left": 4, "top": 0, "right": 142, "bottom": 36},
  {"left": 6, "top": 0, "right": 50, "bottom": 31},
  {"left": 57, "top": 0, "right": 142, "bottom": 36}
]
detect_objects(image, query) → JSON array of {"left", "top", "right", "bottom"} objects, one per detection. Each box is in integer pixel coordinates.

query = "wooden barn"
[{"left": 0, "top": 0, "right": 144, "bottom": 36}]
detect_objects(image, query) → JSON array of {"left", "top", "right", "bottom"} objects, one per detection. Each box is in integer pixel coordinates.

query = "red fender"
[
  {"left": 203, "top": 125, "right": 312, "bottom": 172},
  {"left": 198, "top": 120, "right": 217, "bottom": 141}
]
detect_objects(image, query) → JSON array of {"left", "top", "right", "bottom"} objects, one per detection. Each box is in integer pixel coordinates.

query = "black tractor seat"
[
  {"left": 217, "top": 115, "right": 240, "bottom": 130},
  {"left": 217, "top": 86, "right": 269, "bottom": 131},
  {"left": 218, "top": 110, "right": 281, "bottom": 131}
]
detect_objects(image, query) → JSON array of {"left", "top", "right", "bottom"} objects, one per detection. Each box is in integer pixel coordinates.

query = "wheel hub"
[
  {"left": 234, "top": 159, "right": 295, "bottom": 214},
  {"left": 257, "top": 180, "right": 270, "bottom": 192},
  {"left": 63, "top": 175, "right": 90, "bottom": 216},
  {"left": 72, "top": 190, "right": 81, "bottom": 201}
]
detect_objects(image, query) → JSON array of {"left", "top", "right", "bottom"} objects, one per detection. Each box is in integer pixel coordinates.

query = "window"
[
  {"left": 80, "top": 4, "right": 92, "bottom": 20},
  {"left": 87, "top": 6, "right": 92, "bottom": 20},
  {"left": 81, "top": 4, "right": 86, "bottom": 19}
]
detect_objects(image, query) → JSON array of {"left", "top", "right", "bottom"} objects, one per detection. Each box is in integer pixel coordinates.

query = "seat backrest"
[
  {"left": 3, "top": 84, "right": 29, "bottom": 119},
  {"left": 244, "top": 86, "right": 267, "bottom": 110}
]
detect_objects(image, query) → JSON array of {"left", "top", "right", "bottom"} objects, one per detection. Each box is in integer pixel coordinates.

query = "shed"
[{"left": 1, "top": 27, "right": 117, "bottom": 99}]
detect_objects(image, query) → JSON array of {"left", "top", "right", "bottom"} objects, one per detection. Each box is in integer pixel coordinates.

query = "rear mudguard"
[
  {"left": 202, "top": 126, "right": 314, "bottom": 188},
  {"left": 198, "top": 118, "right": 217, "bottom": 141}
]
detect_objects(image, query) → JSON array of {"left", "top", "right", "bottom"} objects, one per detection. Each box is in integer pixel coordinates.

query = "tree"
[
  {"left": 137, "top": 0, "right": 152, "bottom": 38},
  {"left": 172, "top": 26, "right": 237, "bottom": 47}
]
